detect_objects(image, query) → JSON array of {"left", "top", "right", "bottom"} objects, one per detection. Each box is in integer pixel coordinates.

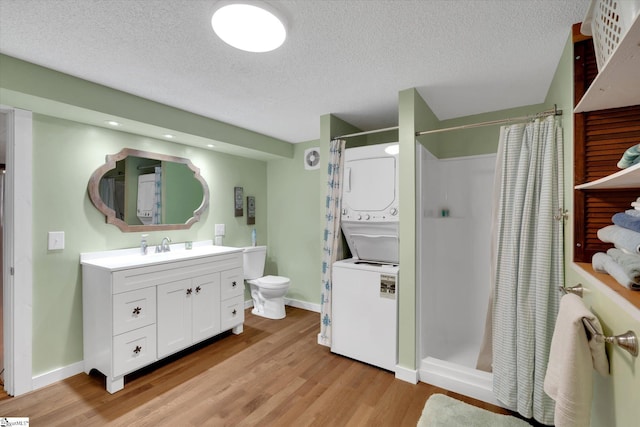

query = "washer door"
[{"left": 341, "top": 221, "right": 399, "bottom": 264}]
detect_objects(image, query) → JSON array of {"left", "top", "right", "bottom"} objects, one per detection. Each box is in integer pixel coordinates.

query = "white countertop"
[{"left": 80, "top": 241, "right": 243, "bottom": 271}]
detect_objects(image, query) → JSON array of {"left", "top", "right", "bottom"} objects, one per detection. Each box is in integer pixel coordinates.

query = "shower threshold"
[{"left": 419, "top": 356, "right": 504, "bottom": 408}]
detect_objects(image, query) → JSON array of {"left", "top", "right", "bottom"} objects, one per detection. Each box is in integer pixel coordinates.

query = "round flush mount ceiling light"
[{"left": 211, "top": 2, "right": 287, "bottom": 53}]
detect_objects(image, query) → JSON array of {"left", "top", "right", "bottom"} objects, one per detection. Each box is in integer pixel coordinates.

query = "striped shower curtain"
[
  {"left": 318, "top": 139, "right": 346, "bottom": 347},
  {"left": 492, "top": 116, "right": 564, "bottom": 424}
]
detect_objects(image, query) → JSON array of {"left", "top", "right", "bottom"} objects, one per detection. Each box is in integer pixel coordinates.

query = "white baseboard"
[
  {"left": 243, "top": 298, "right": 321, "bottom": 313},
  {"left": 419, "top": 357, "right": 502, "bottom": 407},
  {"left": 395, "top": 364, "right": 419, "bottom": 384},
  {"left": 285, "top": 298, "right": 320, "bottom": 313},
  {"left": 32, "top": 361, "right": 84, "bottom": 391}
]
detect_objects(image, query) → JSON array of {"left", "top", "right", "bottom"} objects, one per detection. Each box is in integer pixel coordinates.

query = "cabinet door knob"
[
  {"left": 132, "top": 306, "right": 142, "bottom": 316},
  {"left": 186, "top": 288, "right": 193, "bottom": 295},
  {"left": 232, "top": 281, "right": 237, "bottom": 287},
  {"left": 133, "top": 345, "right": 142, "bottom": 354},
  {"left": 232, "top": 309, "right": 237, "bottom": 315},
  {"left": 195, "top": 286, "right": 202, "bottom": 294}
]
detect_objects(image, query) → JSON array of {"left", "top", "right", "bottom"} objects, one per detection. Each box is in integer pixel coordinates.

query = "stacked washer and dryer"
[{"left": 331, "top": 142, "right": 400, "bottom": 372}]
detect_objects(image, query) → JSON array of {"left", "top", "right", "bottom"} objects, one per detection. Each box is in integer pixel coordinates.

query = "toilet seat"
[{"left": 255, "top": 275, "right": 290, "bottom": 288}]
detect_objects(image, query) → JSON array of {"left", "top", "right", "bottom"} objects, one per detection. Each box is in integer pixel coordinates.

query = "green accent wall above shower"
[{"left": 415, "top": 103, "right": 552, "bottom": 159}]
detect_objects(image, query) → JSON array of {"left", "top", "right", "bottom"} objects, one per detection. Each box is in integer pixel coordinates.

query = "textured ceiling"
[{"left": 0, "top": 0, "right": 590, "bottom": 144}]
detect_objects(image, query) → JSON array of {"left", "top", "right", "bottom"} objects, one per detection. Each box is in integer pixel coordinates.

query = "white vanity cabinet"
[
  {"left": 81, "top": 246, "right": 244, "bottom": 393},
  {"left": 157, "top": 274, "right": 222, "bottom": 358}
]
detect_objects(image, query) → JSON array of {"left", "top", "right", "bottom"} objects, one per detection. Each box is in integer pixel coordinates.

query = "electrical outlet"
[
  {"left": 48, "top": 231, "right": 65, "bottom": 250},
  {"left": 215, "top": 224, "right": 225, "bottom": 236}
]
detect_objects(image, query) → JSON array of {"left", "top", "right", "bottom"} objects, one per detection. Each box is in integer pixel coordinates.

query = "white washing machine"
[{"left": 331, "top": 258, "right": 399, "bottom": 372}]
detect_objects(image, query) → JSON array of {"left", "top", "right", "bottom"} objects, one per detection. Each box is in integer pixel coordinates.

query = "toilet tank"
[{"left": 243, "top": 246, "right": 267, "bottom": 279}]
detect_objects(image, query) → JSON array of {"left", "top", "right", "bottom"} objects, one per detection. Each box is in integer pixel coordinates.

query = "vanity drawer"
[
  {"left": 221, "top": 295, "right": 244, "bottom": 331},
  {"left": 113, "top": 324, "right": 157, "bottom": 377},
  {"left": 112, "top": 257, "right": 222, "bottom": 294},
  {"left": 113, "top": 287, "right": 156, "bottom": 335},
  {"left": 221, "top": 268, "right": 244, "bottom": 300}
]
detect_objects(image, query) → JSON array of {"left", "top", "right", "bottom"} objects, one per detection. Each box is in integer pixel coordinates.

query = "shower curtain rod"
[
  {"left": 415, "top": 105, "right": 562, "bottom": 137},
  {"left": 333, "top": 125, "right": 399, "bottom": 140}
]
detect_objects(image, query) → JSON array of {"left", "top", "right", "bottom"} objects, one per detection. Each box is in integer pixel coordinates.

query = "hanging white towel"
[{"left": 544, "top": 294, "right": 609, "bottom": 427}]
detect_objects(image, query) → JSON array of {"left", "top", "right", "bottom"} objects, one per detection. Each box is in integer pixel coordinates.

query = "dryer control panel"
[{"left": 341, "top": 206, "right": 399, "bottom": 221}]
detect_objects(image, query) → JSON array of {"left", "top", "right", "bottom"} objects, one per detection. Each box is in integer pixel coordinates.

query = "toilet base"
[{"left": 251, "top": 297, "right": 286, "bottom": 320}]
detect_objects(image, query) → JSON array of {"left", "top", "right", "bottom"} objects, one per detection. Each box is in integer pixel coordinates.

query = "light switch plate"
[
  {"left": 48, "top": 231, "right": 65, "bottom": 250},
  {"left": 215, "top": 224, "right": 225, "bottom": 236}
]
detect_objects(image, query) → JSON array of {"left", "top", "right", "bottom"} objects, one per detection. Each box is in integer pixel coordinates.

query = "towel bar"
[
  {"left": 558, "top": 284, "right": 584, "bottom": 297},
  {"left": 557, "top": 285, "right": 638, "bottom": 357},
  {"left": 581, "top": 318, "right": 638, "bottom": 358}
]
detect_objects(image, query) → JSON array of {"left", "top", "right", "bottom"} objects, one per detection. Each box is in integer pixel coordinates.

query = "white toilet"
[{"left": 243, "top": 246, "right": 290, "bottom": 319}]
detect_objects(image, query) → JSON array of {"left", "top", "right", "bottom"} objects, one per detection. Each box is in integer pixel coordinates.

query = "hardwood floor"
[{"left": 0, "top": 307, "right": 523, "bottom": 426}]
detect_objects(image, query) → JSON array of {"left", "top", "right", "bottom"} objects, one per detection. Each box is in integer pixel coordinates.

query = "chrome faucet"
[{"left": 156, "top": 237, "right": 172, "bottom": 253}]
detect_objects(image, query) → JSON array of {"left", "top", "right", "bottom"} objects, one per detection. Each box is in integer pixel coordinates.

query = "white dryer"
[{"left": 341, "top": 142, "right": 399, "bottom": 263}]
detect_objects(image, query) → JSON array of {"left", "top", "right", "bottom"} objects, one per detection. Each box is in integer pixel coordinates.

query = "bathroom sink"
[{"left": 80, "top": 242, "right": 243, "bottom": 271}]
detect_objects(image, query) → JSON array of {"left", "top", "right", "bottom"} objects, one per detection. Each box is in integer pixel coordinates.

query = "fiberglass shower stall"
[{"left": 417, "top": 145, "right": 501, "bottom": 406}]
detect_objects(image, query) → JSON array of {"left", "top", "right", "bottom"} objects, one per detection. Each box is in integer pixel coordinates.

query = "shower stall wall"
[{"left": 417, "top": 145, "right": 502, "bottom": 407}]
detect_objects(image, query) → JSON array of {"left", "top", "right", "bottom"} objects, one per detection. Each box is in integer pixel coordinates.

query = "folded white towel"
[
  {"left": 632, "top": 201, "right": 640, "bottom": 211},
  {"left": 597, "top": 225, "right": 640, "bottom": 254},
  {"left": 593, "top": 252, "right": 640, "bottom": 290},
  {"left": 544, "top": 294, "right": 609, "bottom": 427},
  {"left": 606, "top": 248, "right": 640, "bottom": 284}
]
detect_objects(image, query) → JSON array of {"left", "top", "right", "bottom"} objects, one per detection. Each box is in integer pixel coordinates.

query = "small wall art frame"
[
  {"left": 234, "top": 186, "right": 243, "bottom": 217},
  {"left": 247, "top": 196, "right": 255, "bottom": 225}
]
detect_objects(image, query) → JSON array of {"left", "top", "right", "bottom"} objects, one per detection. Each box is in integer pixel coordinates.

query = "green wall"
[
  {"left": 31, "top": 114, "right": 268, "bottom": 375},
  {"left": 266, "top": 140, "right": 322, "bottom": 304}
]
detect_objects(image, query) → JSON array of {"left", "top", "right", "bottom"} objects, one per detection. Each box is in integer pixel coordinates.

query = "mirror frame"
[{"left": 88, "top": 148, "right": 210, "bottom": 232}]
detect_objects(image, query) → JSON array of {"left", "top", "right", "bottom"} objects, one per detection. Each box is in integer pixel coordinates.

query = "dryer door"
[{"left": 343, "top": 156, "right": 397, "bottom": 219}]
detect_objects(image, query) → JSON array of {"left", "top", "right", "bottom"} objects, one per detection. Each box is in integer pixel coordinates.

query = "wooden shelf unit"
[{"left": 575, "top": 262, "right": 640, "bottom": 311}]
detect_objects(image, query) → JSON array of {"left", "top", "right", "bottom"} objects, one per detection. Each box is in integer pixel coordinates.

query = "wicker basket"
[{"left": 581, "top": 0, "right": 640, "bottom": 71}]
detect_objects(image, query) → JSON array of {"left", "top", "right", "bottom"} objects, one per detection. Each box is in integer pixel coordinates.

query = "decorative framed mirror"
[{"left": 88, "top": 148, "right": 209, "bottom": 232}]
